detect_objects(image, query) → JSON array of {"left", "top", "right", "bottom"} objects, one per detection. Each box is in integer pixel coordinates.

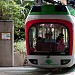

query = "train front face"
[{"left": 25, "top": 5, "right": 74, "bottom": 68}]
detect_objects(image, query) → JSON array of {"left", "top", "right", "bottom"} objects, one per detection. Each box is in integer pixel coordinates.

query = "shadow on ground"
[{"left": 24, "top": 65, "right": 75, "bottom": 75}]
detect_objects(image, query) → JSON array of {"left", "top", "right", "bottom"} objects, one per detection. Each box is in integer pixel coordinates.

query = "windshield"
[{"left": 29, "top": 23, "right": 69, "bottom": 55}]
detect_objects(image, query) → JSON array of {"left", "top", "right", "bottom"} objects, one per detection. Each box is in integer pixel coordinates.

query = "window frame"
[
  {"left": 28, "top": 22, "right": 70, "bottom": 55},
  {"left": 25, "top": 19, "right": 73, "bottom": 55}
]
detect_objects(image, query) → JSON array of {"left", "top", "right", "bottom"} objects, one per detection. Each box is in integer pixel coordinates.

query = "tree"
[
  {"left": 0, "top": 0, "right": 33, "bottom": 41},
  {"left": 13, "top": 0, "right": 33, "bottom": 41}
]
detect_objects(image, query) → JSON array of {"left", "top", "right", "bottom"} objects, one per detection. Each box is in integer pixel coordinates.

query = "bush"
[{"left": 14, "top": 40, "right": 26, "bottom": 53}]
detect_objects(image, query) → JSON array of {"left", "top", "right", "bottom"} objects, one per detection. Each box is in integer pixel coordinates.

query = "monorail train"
[{"left": 25, "top": 0, "right": 75, "bottom": 68}]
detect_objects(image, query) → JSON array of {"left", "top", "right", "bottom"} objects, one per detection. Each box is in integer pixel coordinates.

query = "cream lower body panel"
[{"left": 27, "top": 55, "right": 74, "bottom": 68}]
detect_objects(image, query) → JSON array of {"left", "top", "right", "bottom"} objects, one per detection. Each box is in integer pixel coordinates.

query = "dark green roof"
[
  {"left": 30, "top": 5, "right": 69, "bottom": 15},
  {"left": 67, "top": 6, "right": 75, "bottom": 16},
  {"left": 29, "top": 5, "right": 75, "bottom": 16}
]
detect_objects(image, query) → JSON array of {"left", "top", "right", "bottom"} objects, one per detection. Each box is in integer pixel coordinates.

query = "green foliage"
[
  {"left": 0, "top": 0, "right": 33, "bottom": 41},
  {"left": 14, "top": 40, "right": 26, "bottom": 53}
]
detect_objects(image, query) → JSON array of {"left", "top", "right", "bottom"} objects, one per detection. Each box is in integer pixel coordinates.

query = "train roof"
[{"left": 29, "top": 5, "right": 75, "bottom": 16}]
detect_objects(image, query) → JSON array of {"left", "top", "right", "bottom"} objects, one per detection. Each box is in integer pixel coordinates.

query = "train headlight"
[
  {"left": 29, "top": 59, "right": 38, "bottom": 64},
  {"left": 61, "top": 59, "right": 70, "bottom": 65}
]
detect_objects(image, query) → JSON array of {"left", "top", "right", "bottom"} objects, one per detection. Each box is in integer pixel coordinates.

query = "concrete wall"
[
  {"left": 0, "top": 20, "right": 14, "bottom": 67},
  {"left": 14, "top": 52, "right": 26, "bottom": 67}
]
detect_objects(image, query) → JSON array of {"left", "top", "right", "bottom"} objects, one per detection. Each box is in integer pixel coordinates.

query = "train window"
[
  {"left": 31, "top": 6, "right": 41, "bottom": 12},
  {"left": 29, "top": 23, "right": 69, "bottom": 55},
  {"left": 55, "top": 5, "right": 67, "bottom": 12}
]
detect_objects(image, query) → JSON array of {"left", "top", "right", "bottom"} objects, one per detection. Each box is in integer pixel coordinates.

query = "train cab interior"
[{"left": 28, "top": 23, "right": 70, "bottom": 55}]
